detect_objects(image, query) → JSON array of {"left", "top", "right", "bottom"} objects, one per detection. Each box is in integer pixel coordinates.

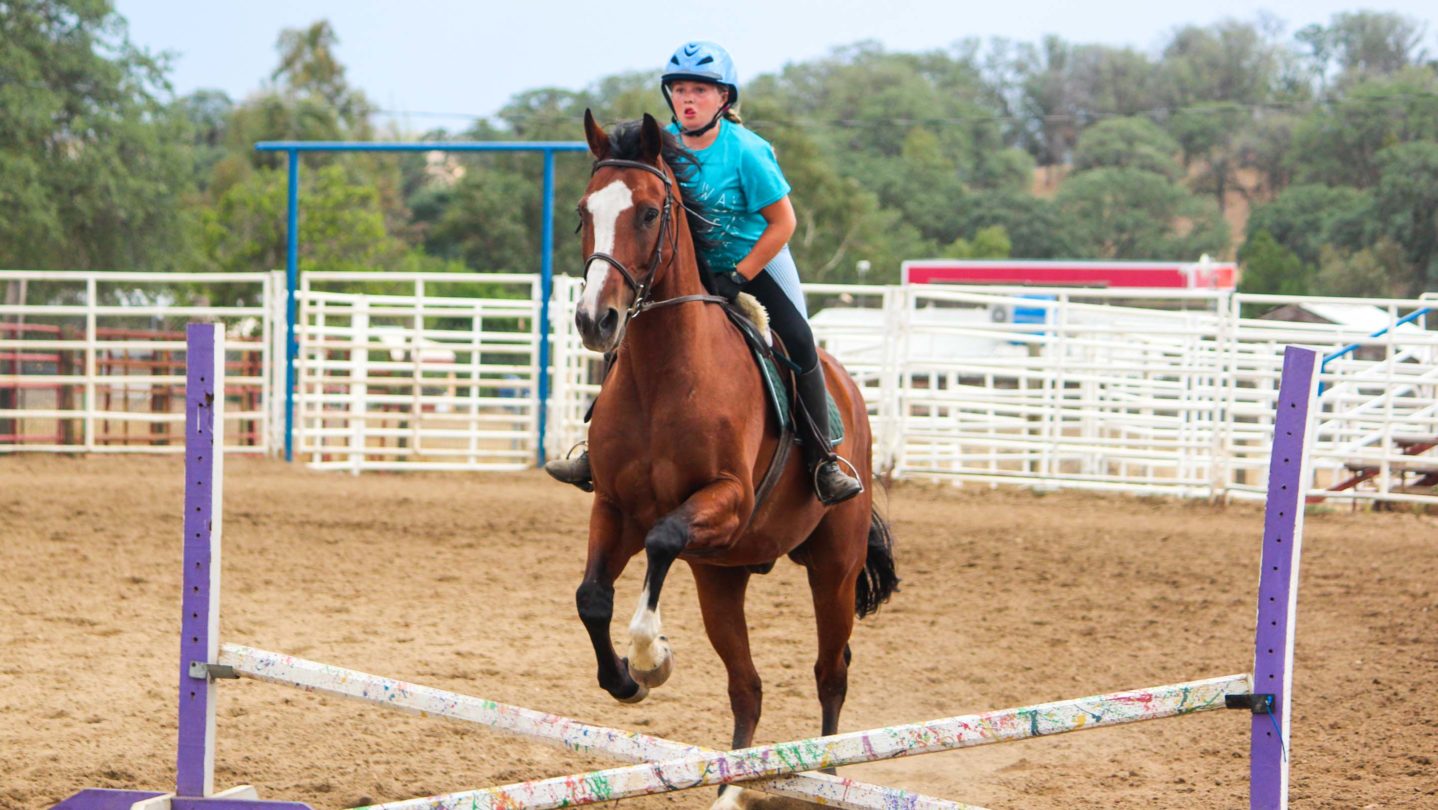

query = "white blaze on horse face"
[{"left": 580, "top": 179, "right": 634, "bottom": 314}]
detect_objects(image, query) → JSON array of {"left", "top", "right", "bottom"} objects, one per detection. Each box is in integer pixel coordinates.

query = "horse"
[{"left": 571, "top": 110, "right": 898, "bottom": 808}]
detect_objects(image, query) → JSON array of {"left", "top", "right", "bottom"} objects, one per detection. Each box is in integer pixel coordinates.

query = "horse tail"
[{"left": 855, "top": 507, "right": 900, "bottom": 618}]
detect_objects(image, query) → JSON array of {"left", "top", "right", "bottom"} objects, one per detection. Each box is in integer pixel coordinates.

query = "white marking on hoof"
[
  {"left": 627, "top": 640, "right": 673, "bottom": 688},
  {"left": 626, "top": 585, "right": 673, "bottom": 686},
  {"left": 711, "top": 786, "right": 750, "bottom": 810}
]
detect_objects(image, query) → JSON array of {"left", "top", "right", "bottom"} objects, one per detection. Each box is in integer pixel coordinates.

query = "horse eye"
[{"left": 643, "top": 208, "right": 659, "bottom": 224}]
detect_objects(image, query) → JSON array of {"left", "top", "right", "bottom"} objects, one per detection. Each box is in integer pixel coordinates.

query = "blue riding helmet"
[{"left": 661, "top": 41, "right": 739, "bottom": 107}]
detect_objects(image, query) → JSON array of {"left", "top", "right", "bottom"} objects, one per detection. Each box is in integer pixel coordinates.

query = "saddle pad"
[{"left": 757, "top": 352, "right": 844, "bottom": 448}]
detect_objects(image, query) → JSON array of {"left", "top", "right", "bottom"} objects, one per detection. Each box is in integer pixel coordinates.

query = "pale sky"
[{"left": 116, "top": 1, "right": 1435, "bottom": 133}]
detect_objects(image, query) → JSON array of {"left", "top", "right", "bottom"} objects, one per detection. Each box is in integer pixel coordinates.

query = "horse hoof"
[
  {"left": 628, "top": 650, "right": 673, "bottom": 688},
  {"left": 627, "top": 637, "right": 673, "bottom": 688},
  {"left": 615, "top": 680, "right": 649, "bottom": 704},
  {"left": 711, "top": 786, "right": 751, "bottom": 810},
  {"left": 612, "top": 661, "right": 650, "bottom": 703}
]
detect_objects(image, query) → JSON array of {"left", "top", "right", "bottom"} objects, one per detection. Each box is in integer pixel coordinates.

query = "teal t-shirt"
[{"left": 667, "top": 121, "right": 792, "bottom": 270}]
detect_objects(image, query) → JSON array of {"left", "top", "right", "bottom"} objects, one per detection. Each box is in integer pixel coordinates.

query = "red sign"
[{"left": 902, "top": 260, "right": 1236, "bottom": 290}]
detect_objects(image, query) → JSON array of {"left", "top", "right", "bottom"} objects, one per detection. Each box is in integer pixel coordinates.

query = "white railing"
[
  {"left": 548, "top": 276, "right": 603, "bottom": 463},
  {"left": 1, "top": 270, "right": 272, "bottom": 453},
  {"left": 879, "top": 286, "right": 1232, "bottom": 496},
  {"left": 293, "top": 272, "right": 543, "bottom": 472},
  {"left": 4, "top": 271, "right": 1434, "bottom": 505}
]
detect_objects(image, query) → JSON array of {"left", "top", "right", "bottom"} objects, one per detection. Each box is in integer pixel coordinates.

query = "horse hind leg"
[
  {"left": 796, "top": 508, "right": 874, "bottom": 778},
  {"left": 690, "top": 564, "right": 763, "bottom": 810}
]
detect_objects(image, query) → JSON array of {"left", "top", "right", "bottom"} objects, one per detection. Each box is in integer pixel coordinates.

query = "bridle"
[{"left": 583, "top": 158, "right": 724, "bottom": 320}]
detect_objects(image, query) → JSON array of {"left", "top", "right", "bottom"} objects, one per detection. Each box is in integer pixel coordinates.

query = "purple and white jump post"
[{"left": 51, "top": 327, "right": 1315, "bottom": 810}]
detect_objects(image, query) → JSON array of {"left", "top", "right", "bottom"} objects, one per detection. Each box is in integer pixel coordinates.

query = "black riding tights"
[{"left": 743, "top": 271, "right": 818, "bottom": 373}]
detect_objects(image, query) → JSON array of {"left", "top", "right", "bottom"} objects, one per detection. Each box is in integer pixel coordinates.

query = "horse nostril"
[{"left": 600, "top": 308, "right": 618, "bottom": 335}]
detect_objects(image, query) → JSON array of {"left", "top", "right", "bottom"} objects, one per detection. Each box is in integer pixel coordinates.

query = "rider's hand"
[{"left": 710, "top": 269, "right": 746, "bottom": 302}]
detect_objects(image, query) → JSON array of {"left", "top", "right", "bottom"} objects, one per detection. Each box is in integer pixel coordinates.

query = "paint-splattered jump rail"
[
  {"left": 218, "top": 644, "right": 980, "bottom": 810},
  {"left": 355, "top": 673, "right": 1252, "bottom": 810}
]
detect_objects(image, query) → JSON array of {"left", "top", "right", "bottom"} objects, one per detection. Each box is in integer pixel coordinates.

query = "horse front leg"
[
  {"left": 626, "top": 476, "right": 746, "bottom": 690},
  {"left": 576, "top": 496, "right": 648, "bottom": 703}
]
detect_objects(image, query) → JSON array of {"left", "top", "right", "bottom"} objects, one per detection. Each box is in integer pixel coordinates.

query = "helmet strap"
[{"left": 679, "top": 105, "right": 728, "bottom": 137}]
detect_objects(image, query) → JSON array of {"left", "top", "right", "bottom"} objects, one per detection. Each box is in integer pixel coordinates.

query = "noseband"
[{"left": 584, "top": 159, "right": 678, "bottom": 319}]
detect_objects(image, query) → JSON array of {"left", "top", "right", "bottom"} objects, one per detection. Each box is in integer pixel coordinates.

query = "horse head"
[{"left": 575, "top": 110, "right": 678, "bottom": 353}]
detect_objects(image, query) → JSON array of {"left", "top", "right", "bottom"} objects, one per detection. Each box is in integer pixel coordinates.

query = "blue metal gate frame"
[{"left": 254, "top": 140, "right": 589, "bottom": 464}]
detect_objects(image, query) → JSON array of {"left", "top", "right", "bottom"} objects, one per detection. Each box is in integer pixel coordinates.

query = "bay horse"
[{"left": 572, "top": 111, "right": 898, "bottom": 807}]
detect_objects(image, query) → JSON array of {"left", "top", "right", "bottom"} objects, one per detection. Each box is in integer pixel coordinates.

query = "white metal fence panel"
[
  {"left": 882, "top": 286, "right": 1232, "bottom": 496},
  {"left": 1, "top": 270, "right": 272, "bottom": 454},
  {"left": 538, "top": 283, "right": 1436, "bottom": 505},
  {"left": 802, "top": 284, "right": 900, "bottom": 467},
  {"left": 547, "top": 276, "right": 603, "bottom": 463},
  {"left": 293, "top": 272, "right": 542, "bottom": 472},
  {"left": 1224, "top": 294, "right": 1438, "bottom": 504}
]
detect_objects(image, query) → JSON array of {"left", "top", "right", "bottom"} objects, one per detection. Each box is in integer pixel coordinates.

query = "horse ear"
[
  {"left": 584, "top": 109, "right": 610, "bottom": 160},
  {"left": 640, "top": 113, "right": 663, "bottom": 164}
]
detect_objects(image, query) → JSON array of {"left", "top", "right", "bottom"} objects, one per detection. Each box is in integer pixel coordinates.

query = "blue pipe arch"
[{"left": 254, "top": 140, "right": 589, "bottom": 465}]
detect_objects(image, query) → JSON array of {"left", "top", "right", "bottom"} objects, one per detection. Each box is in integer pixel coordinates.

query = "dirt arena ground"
[{"left": 3, "top": 455, "right": 1435, "bottom": 810}]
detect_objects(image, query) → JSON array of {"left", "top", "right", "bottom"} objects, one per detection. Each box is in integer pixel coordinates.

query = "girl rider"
[{"left": 546, "top": 41, "right": 863, "bottom": 506}]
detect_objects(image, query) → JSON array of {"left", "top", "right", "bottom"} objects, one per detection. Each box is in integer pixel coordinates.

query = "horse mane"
[{"left": 604, "top": 121, "right": 719, "bottom": 270}]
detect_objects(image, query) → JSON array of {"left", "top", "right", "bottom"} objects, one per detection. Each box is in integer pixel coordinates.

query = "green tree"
[
  {"left": 1314, "top": 239, "right": 1405, "bottom": 297},
  {"left": 1288, "top": 68, "right": 1438, "bottom": 188},
  {"left": 272, "top": 20, "right": 373, "bottom": 132},
  {"left": 1371, "top": 142, "right": 1438, "bottom": 293},
  {"left": 1313, "top": 12, "right": 1430, "bottom": 85},
  {"left": 955, "top": 192, "right": 1082, "bottom": 258},
  {"left": 425, "top": 168, "right": 542, "bottom": 273},
  {"left": 0, "top": 0, "right": 198, "bottom": 272},
  {"left": 1238, "top": 110, "right": 1301, "bottom": 199},
  {"left": 1245, "top": 184, "right": 1373, "bottom": 266},
  {"left": 1238, "top": 229, "right": 1311, "bottom": 295},
  {"left": 1057, "top": 167, "right": 1228, "bottom": 259},
  {"left": 1072, "top": 117, "right": 1182, "bottom": 179},
  {"left": 1013, "top": 38, "right": 1162, "bottom": 168},
  {"left": 1168, "top": 102, "right": 1252, "bottom": 212},
  {"left": 943, "top": 225, "right": 1012, "bottom": 259},
  {"left": 1159, "top": 21, "right": 1281, "bottom": 107},
  {"left": 202, "top": 165, "right": 406, "bottom": 276}
]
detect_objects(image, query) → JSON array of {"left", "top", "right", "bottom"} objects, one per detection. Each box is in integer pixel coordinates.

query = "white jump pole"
[{"left": 357, "top": 673, "right": 1251, "bottom": 810}]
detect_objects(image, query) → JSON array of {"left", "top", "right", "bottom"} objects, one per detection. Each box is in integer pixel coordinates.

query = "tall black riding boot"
[{"left": 795, "top": 365, "right": 863, "bottom": 506}]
